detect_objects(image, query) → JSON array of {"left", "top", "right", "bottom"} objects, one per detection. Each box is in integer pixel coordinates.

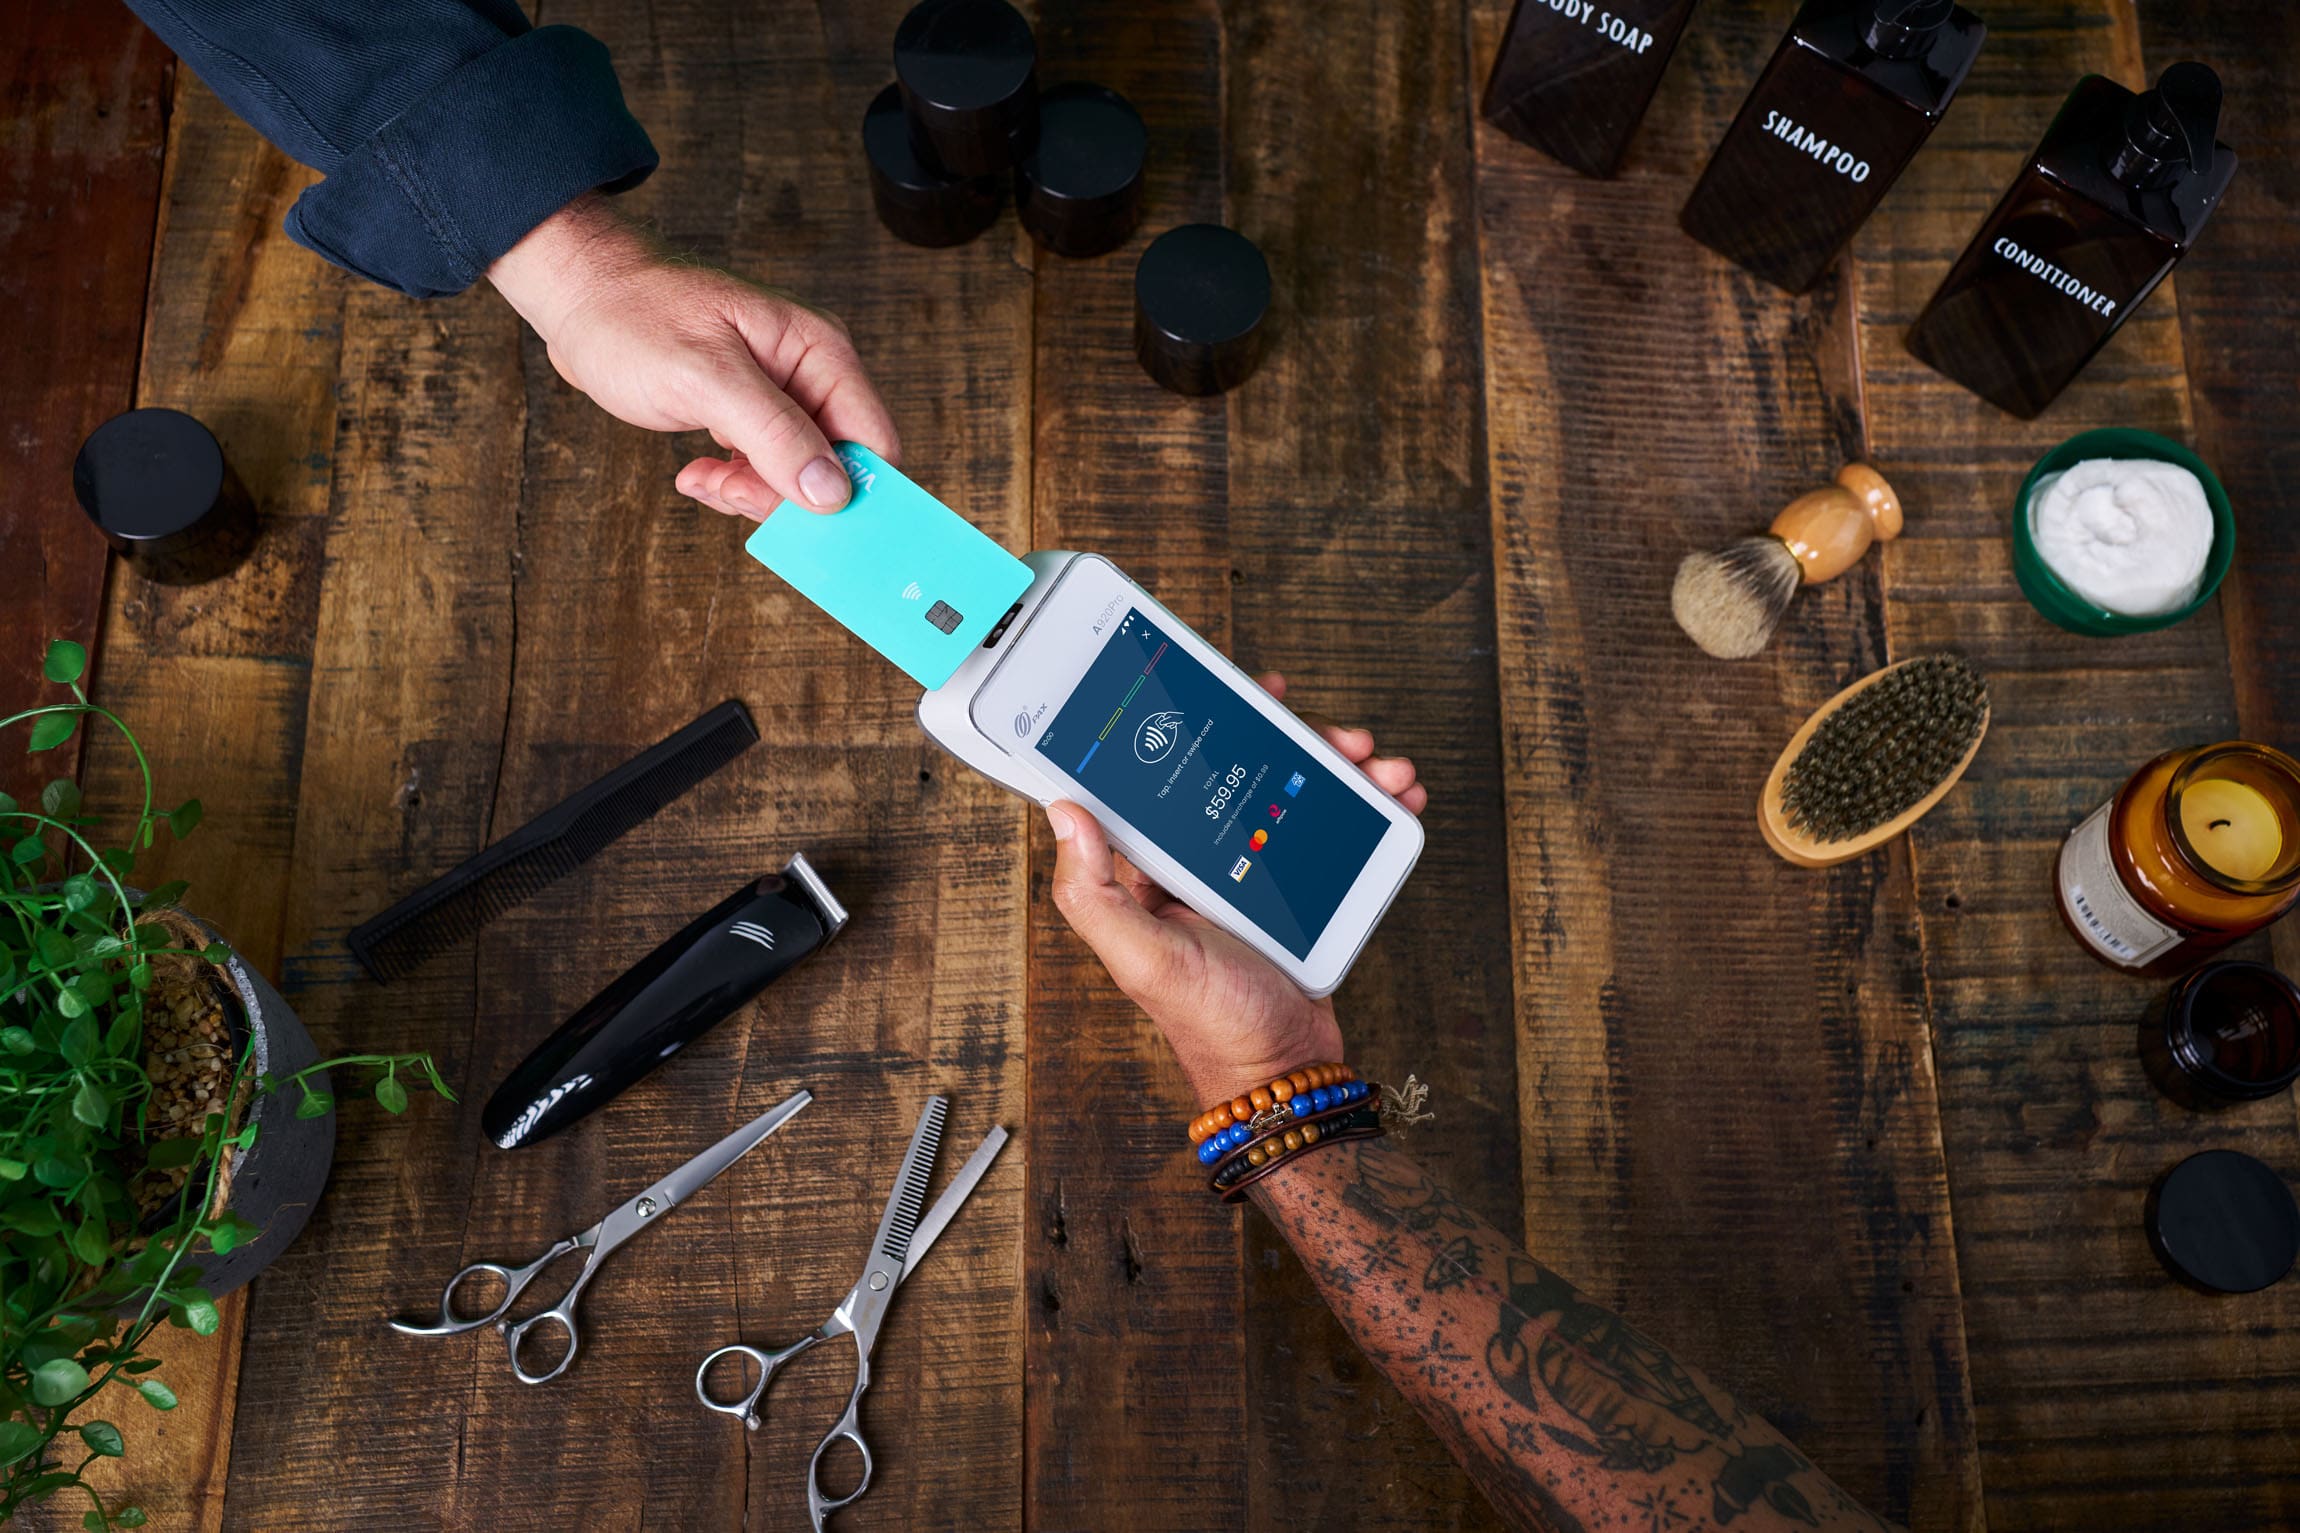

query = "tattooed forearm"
[{"left": 1249, "top": 1140, "right": 1899, "bottom": 1533}]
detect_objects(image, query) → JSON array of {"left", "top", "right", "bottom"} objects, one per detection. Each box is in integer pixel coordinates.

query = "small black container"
[
  {"left": 1017, "top": 83, "right": 1147, "bottom": 258},
  {"left": 2145, "top": 1149, "right": 2299, "bottom": 1295},
  {"left": 2139, "top": 960, "right": 2300, "bottom": 1111},
  {"left": 73, "top": 408, "right": 257, "bottom": 585},
  {"left": 894, "top": 0, "right": 1037, "bottom": 178},
  {"left": 866, "top": 82, "right": 1002, "bottom": 247},
  {"left": 1134, "top": 224, "right": 1271, "bottom": 397}
]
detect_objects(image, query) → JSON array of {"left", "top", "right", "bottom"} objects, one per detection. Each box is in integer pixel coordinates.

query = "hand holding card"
[{"left": 744, "top": 444, "right": 1033, "bottom": 689}]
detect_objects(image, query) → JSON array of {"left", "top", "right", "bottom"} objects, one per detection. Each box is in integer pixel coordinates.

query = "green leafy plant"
[{"left": 0, "top": 641, "right": 453, "bottom": 1529}]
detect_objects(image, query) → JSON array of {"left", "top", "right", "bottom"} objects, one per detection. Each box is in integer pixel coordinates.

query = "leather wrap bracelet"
[{"left": 1213, "top": 1102, "right": 1384, "bottom": 1200}]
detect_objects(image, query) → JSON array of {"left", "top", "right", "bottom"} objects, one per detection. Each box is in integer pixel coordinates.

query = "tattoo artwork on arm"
[{"left": 1253, "top": 1140, "right": 1897, "bottom": 1533}]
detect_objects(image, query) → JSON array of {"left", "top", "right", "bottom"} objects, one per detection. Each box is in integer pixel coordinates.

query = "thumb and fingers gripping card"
[{"left": 744, "top": 444, "right": 1033, "bottom": 690}]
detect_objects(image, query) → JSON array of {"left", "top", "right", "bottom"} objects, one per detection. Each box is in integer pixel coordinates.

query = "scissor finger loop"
[
  {"left": 389, "top": 1242, "right": 577, "bottom": 1337},
  {"left": 695, "top": 1330, "right": 833, "bottom": 1427},
  {"left": 806, "top": 1384, "right": 878, "bottom": 1532},
  {"left": 504, "top": 1305, "right": 582, "bottom": 1386}
]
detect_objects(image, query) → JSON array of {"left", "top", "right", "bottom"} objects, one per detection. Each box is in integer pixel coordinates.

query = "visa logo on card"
[{"left": 743, "top": 445, "right": 1032, "bottom": 690}]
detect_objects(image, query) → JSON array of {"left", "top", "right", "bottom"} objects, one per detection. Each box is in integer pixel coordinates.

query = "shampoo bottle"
[
  {"left": 1906, "top": 62, "right": 2236, "bottom": 418},
  {"left": 1480, "top": 0, "right": 1700, "bottom": 178},
  {"left": 1679, "top": 0, "right": 1985, "bottom": 293}
]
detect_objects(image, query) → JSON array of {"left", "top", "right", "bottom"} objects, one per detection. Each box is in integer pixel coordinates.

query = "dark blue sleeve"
[{"left": 123, "top": 0, "right": 659, "bottom": 297}]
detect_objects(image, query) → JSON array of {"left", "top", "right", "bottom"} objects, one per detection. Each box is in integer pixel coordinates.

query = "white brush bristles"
[{"left": 1672, "top": 535, "right": 1803, "bottom": 659}]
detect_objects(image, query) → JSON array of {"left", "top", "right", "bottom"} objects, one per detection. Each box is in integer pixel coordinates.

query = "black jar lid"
[
  {"left": 73, "top": 407, "right": 227, "bottom": 556},
  {"left": 1017, "top": 83, "right": 1147, "bottom": 258},
  {"left": 864, "top": 83, "right": 1002, "bottom": 248},
  {"left": 2146, "top": 1149, "right": 2300, "bottom": 1294},
  {"left": 1133, "top": 223, "right": 1271, "bottom": 396},
  {"left": 894, "top": 0, "right": 1037, "bottom": 177}
]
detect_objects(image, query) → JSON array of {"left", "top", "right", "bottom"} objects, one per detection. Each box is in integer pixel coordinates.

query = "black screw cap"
[
  {"left": 72, "top": 408, "right": 256, "bottom": 586},
  {"left": 1017, "top": 83, "right": 1147, "bottom": 258},
  {"left": 894, "top": 0, "right": 1037, "bottom": 177},
  {"left": 866, "top": 82, "right": 1002, "bottom": 247},
  {"left": 1133, "top": 224, "right": 1271, "bottom": 396}
]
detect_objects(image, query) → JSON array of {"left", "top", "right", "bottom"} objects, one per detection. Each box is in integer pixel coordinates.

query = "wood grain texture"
[
  {"left": 2138, "top": 0, "right": 2300, "bottom": 981},
  {"left": 1469, "top": 1, "right": 1981, "bottom": 1528},
  {"left": 1218, "top": 0, "right": 1523, "bottom": 1526},
  {"left": 1023, "top": 4, "right": 1249, "bottom": 1527},
  {"left": 0, "top": 1, "right": 165, "bottom": 726},
  {"left": 19, "top": 0, "right": 2300, "bottom": 1525},
  {"left": 1852, "top": 3, "right": 2300, "bottom": 1527}
]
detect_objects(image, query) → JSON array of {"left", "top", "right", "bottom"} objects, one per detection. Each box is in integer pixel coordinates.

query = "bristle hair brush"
[
  {"left": 1673, "top": 463, "right": 1903, "bottom": 659},
  {"left": 1759, "top": 654, "right": 1989, "bottom": 867}
]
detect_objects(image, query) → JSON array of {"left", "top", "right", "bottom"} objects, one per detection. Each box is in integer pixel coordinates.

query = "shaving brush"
[{"left": 1672, "top": 463, "right": 1903, "bottom": 659}]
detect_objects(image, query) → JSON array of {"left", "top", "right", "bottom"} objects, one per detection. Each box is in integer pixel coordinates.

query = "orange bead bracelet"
[{"left": 1186, "top": 1063, "right": 1356, "bottom": 1144}]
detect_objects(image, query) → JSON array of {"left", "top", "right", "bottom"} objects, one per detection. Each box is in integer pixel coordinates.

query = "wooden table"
[{"left": 6, "top": 1, "right": 2296, "bottom": 1527}]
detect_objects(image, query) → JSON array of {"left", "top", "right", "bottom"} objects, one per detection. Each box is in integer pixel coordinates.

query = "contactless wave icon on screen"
[{"left": 1134, "top": 710, "right": 1185, "bottom": 764}]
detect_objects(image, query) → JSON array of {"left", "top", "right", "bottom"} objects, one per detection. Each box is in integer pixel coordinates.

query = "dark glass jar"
[{"left": 2139, "top": 961, "right": 2300, "bottom": 1110}]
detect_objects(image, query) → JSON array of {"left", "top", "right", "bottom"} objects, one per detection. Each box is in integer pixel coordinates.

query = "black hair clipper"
[{"left": 483, "top": 856, "right": 848, "bottom": 1148}]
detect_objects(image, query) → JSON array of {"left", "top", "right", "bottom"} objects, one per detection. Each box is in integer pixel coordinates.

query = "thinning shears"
[
  {"left": 695, "top": 1095, "right": 1006, "bottom": 1529},
  {"left": 391, "top": 1087, "right": 813, "bottom": 1384}
]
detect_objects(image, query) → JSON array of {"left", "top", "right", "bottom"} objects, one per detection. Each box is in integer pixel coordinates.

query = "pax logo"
[
  {"left": 1014, "top": 702, "right": 1048, "bottom": 739},
  {"left": 834, "top": 444, "right": 878, "bottom": 493}
]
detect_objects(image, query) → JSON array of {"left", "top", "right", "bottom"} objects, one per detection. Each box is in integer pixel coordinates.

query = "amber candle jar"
[{"left": 2058, "top": 742, "right": 2300, "bottom": 974}]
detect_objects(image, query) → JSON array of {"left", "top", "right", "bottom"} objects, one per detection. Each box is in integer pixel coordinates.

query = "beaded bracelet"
[
  {"left": 1188, "top": 1063, "right": 1359, "bottom": 1167},
  {"left": 1205, "top": 1091, "right": 1363, "bottom": 1180},
  {"left": 1203, "top": 1077, "right": 1379, "bottom": 1186},
  {"left": 1215, "top": 1102, "right": 1385, "bottom": 1200}
]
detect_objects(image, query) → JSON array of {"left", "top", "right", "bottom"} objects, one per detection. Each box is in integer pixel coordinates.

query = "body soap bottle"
[
  {"left": 1679, "top": 0, "right": 1985, "bottom": 293},
  {"left": 1907, "top": 62, "right": 2236, "bottom": 418},
  {"left": 1481, "top": 0, "right": 1700, "bottom": 178}
]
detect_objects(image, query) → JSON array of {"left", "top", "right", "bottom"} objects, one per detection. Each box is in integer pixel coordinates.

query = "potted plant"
[{"left": 0, "top": 640, "right": 452, "bottom": 1529}]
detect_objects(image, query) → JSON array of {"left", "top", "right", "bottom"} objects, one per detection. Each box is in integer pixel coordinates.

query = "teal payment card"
[{"left": 744, "top": 444, "right": 1032, "bottom": 690}]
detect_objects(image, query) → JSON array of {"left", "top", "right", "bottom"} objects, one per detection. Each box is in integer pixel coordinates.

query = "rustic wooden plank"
[
  {"left": 203, "top": 210, "right": 528, "bottom": 1532},
  {"left": 1217, "top": 0, "right": 1521, "bottom": 1525},
  {"left": 1022, "top": 3, "right": 1252, "bottom": 1528},
  {"left": 2138, "top": 0, "right": 2300, "bottom": 981},
  {"left": 0, "top": 3, "right": 165, "bottom": 726},
  {"left": 1470, "top": 1, "right": 1982, "bottom": 1528},
  {"left": 1853, "top": 2, "right": 2300, "bottom": 1527}
]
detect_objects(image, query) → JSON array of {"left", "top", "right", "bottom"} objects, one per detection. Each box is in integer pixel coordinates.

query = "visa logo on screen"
[{"left": 1230, "top": 857, "right": 1251, "bottom": 882}]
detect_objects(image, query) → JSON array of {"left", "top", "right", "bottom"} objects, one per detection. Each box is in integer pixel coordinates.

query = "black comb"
[{"left": 345, "top": 701, "right": 760, "bottom": 982}]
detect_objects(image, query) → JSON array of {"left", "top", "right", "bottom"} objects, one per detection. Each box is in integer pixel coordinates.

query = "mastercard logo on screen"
[{"left": 1249, "top": 829, "right": 1268, "bottom": 850}]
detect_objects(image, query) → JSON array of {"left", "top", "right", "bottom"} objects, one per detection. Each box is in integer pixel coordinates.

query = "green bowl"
[{"left": 2012, "top": 427, "right": 2235, "bottom": 637}]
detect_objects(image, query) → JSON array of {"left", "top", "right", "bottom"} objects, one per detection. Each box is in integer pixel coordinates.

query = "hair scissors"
[
  {"left": 695, "top": 1096, "right": 1007, "bottom": 1530},
  {"left": 391, "top": 1087, "right": 812, "bottom": 1384}
]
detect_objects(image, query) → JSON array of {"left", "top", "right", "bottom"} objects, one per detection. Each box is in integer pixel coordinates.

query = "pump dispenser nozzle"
[
  {"left": 2112, "top": 61, "right": 2223, "bottom": 186},
  {"left": 1863, "top": 0, "right": 1955, "bottom": 59}
]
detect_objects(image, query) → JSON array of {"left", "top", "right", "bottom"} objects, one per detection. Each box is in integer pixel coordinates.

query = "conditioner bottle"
[
  {"left": 1481, "top": 0, "right": 1701, "bottom": 178},
  {"left": 1679, "top": 0, "right": 1985, "bottom": 293},
  {"left": 1906, "top": 62, "right": 2236, "bottom": 418}
]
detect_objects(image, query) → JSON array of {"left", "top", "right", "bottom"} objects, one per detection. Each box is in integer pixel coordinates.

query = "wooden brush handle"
[{"left": 1768, "top": 463, "right": 1903, "bottom": 585}]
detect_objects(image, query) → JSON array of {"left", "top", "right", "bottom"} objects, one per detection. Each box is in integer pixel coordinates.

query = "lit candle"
[{"left": 2179, "top": 777, "right": 2285, "bottom": 883}]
